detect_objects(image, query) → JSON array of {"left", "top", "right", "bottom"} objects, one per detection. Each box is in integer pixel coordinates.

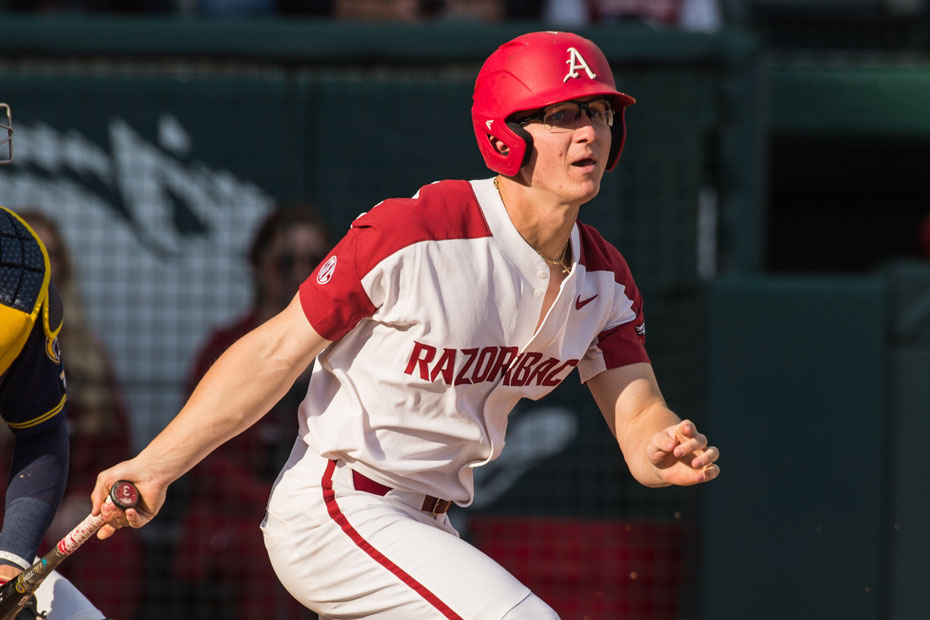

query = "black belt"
[{"left": 351, "top": 469, "right": 453, "bottom": 516}]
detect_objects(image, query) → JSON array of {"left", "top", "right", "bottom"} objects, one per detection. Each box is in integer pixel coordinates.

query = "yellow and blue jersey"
[{"left": 0, "top": 205, "right": 66, "bottom": 437}]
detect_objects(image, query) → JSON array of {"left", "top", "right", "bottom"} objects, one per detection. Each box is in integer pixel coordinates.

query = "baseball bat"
[{"left": 0, "top": 481, "right": 139, "bottom": 620}]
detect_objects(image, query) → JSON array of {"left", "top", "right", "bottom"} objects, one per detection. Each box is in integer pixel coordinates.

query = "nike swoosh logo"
[{"left": 575, "top": 294, "right": 598, "bottom": 310}]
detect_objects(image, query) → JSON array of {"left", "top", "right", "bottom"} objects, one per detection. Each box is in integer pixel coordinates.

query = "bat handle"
[
  {"left": 53, "top": 481, "right": 140, "bottom": 557},
  {"left": 108, "top": 480, "right": 139, "bottom": 509}
]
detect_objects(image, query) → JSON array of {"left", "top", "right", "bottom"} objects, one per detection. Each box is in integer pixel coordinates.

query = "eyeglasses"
[{"left": 516, "top": 98, "right": 614, "bottom": 133}]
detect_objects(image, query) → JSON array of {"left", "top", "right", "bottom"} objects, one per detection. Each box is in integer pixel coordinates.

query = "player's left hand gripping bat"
[{"left": 0, "top": 481, "right": 139, "bottom": 620}]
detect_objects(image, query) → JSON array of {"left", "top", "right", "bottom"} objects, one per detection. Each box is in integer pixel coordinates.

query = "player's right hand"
[{"left": 91, "top": 461, "right": 166, "bottom": 540}]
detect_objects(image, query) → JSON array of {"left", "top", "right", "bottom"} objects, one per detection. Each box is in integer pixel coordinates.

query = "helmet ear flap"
[
  {"left": 605, "top": 105, "right": 628, "bottom": 172},
  {"left": 474, "top": 117, "right": 532, "bottom": 177},
  {"left": 505, "top": 121, "right": 534, "bottom": 171}
]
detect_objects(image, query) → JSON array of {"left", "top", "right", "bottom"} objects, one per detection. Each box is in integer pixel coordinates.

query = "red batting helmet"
[{"left": 472, "top": 31, "right": 636, "bottom": 177}]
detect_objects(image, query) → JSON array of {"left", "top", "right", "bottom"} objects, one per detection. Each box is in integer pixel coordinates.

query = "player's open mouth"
[{"left": 572, "top": 158, "right": 596, "bottom": 168}]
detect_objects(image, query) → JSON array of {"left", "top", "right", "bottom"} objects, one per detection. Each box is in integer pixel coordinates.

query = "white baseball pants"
[
  {"left": 261, "top": 440, "right": 559, "bottom": 620},
  {"left": 32, "top": 569, "right": 106, "bottom": 620}
]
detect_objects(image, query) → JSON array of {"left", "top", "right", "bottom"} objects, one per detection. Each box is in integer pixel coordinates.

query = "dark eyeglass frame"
[{"left": 515, "top": 98, "right": 614, "bottom": 131}]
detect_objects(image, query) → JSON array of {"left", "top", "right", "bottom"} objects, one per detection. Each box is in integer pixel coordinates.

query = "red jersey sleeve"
[
  {"left": 299, "top": 180, "right": 487, "bottom": 343},
  {"left": 299, "top": 221, "right": 379, "bottom": 342}
]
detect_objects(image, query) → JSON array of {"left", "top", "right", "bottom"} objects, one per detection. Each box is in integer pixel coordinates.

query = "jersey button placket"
[{"left": 532, "top": 263, "right": 547, "bottom": 297}]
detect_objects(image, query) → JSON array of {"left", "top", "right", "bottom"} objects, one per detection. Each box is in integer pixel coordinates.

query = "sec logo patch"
[{"left": 317, "top": 256, "right": 337, "bottom": 285}]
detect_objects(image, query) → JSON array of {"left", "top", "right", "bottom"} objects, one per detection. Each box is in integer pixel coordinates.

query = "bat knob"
[{"left": 109, "top": 481, "right": 139, "bottom": 509}]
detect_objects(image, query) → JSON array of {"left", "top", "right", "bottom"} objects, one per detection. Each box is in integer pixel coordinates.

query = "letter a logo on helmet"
[
  {"left": 472, "top": 31, "right": 636, "bottom": 177},
  {"left": 564, "top": 47, "right": 597, "bottom": 82}
]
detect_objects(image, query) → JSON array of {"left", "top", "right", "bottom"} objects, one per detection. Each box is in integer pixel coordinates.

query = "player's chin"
[
  {"left": 569, "top": 165, "right": 604, "bottom": 198},
  {"left": 569, "top": 178, "right": 601, "bottom": 203}
]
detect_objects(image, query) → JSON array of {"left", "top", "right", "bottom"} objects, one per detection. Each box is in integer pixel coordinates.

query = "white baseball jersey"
[{"left": 296, "top": 177, "right": 647, "bottom": 506}]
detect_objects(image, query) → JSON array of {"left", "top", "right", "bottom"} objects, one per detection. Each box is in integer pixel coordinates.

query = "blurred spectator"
[
  {"left": 326, "top": 0, "right": 534, "bottom": 21},
  {"left": 333, "top": 0, "right": 423, "bottom": 20},
  {"left": 543, "top": 0, "right": 722, "bottom": 31},
  {"left": 434, "top": 0, "right": 504, "bottom": 21},
  {"left": 17, "top": 210, "right": 143, "bottom": 619},
  {"left": 174, "top": 205, "right": 331, "bottom": 620}
]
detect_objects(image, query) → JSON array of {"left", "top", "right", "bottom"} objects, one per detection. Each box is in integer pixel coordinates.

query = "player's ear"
[{"left": 489, "top": 137, "right": 509, "bottom": 156}]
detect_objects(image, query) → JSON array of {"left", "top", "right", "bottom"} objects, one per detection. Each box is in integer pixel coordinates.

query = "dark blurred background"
[{"left": 1, "top": 1, "right": 928, "bottom": 619}]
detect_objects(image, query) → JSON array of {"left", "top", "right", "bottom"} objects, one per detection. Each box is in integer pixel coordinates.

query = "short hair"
[{"left": 248, "top": 205, "right": 331, "bottom": 270}]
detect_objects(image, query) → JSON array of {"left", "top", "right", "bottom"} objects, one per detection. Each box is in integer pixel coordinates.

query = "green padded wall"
[
  {"left": 884, "top": 261, "right": 930, "bottom": 620},
  {"left": 700, "top": 276, "right": 886, "bottom": 620}
]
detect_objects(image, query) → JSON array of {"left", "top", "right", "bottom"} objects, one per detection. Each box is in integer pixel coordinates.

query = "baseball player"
[
  {"left": 92, "top": 31, "right": 721, "bottom": 620},
  {"left": 0, "top": 104, "right": 109, "bottom": 620}
]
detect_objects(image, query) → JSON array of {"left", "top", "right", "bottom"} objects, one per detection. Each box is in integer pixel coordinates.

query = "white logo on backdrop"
[{"left": 0, "top": 115, "right": 274, "bottom": 448}]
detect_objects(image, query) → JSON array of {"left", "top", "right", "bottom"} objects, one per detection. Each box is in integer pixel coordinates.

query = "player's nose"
[{"left": 572, "top": 118, "right": 600, "bottom": 142}]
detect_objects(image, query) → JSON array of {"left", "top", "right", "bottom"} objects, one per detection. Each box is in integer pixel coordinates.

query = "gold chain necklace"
[{"left": 493, "top": 176, "right": 571, "bottom": 275}]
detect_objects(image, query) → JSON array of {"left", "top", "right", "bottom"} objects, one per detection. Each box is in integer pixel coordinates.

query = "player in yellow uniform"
[{"left": 0, "top": 103, "right": 108, "bottom": 620}]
